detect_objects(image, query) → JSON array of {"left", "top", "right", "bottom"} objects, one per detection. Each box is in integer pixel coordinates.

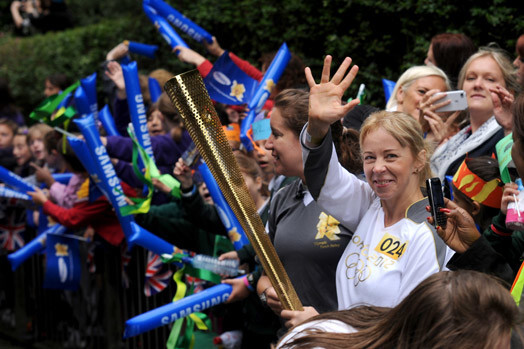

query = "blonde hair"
[
  {"left": 457, "top": 46, "right": 520, "bottom": 94},
  {"left": 386, "top": 65, "right": 451, "bottom": 110},
  {"left": 27, "top": 123, "right": 53, "bottom": 145},
  {"left": 149, "top": 69, "right": 174, "bottom": 91},
  {"left": 360, "top": 111, "right": 431, "bottom": 185}
]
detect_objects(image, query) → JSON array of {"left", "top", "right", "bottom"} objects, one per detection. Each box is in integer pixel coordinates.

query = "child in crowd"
[
  {"left": 31, "top": 131, "right": 85, "bottom": 209},
  {"left": 27, "top": 136, "right": 132, "bottom": 247},
  {"left": 0, "top": 118, "right": 18, "bottom": 171},
  {"left": 43, "top": 73, "right": 70, "bottom": 98},
  {"left": 12, "top": 128, "right": 33, "bottom": 177},
  {"left": 223, "top": 123, "right": 241, "bottom": 153},
  {"left": 26, "top": 123, "right": 53, "bottom": 166},
  {"left": 451, "top": 156, "right": 503, "bottom": 231}
]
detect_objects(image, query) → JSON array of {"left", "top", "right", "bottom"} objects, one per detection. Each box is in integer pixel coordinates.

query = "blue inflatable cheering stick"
[
  {"left": 0, "top": 165, "right": 36, "bottom": 193},
  {"left": 199, "top": 163, "right": 249, "bottom": 250},
  {"left": 8, "top": 224, "right": 67, "bottom": 271},
  {"left": 240, "top": 43, "right": 291, "bottom": 152},
  {"left": 121, "top": 62, "right": 156, "bottom": 164},
  {"left": 143, "top": 4, "right": 189, "bottom": 51},
  {"left": 126, "top": 40, "right": 159, "bottom": 59},
  {"left": 144, "top": 0, "right": 213, "bottom": 44},
  {"left": 98, "top": 105, "right": 121, "bottom": 136},
  {"left": 124, "top": 283, "right": 231, "bottom": 338},
  {"left": 80, "top": 72, "right": 98, "bottom": 120},
  {"left": 74, "top": 85, "right": 91, "bottom": 118},
  {"left": 69, "top": 121, "right": 177, "bottom": 256},
  {"left": 148, "top": 77, "right": 162, "bottom": 103}
]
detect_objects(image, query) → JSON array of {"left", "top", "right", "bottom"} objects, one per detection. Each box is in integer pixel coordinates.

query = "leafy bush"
[{"left": 1, "top": 0, "right": 522, "bottom": 117}]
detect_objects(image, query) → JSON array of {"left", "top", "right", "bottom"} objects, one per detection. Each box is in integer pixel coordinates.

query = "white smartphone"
[{"left": 434, "top": 90, "right": 468, "bottom": 113}]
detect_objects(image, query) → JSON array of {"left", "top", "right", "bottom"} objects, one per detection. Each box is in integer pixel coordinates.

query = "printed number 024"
[{"left": 374, "top": 233, "right": 409, "bottom": 261}]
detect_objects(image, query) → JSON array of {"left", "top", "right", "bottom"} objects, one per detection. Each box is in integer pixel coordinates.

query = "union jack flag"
[
  {"left": 0, "top": 215, "right": 25, "bottom": 251},
  {"left": 144, "top": 251, "right": 172, "bottom": 297}
]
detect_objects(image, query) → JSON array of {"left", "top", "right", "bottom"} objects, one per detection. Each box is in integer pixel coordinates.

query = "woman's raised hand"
[
  {"left": 490, "top": 84, "right": 515, "bottom": 135},
  {"left": 305, "top": 56, "right": 359, "bottom": 142}
]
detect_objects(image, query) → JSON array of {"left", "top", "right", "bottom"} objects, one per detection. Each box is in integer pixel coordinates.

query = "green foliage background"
[{"left": 1, "top": 0, "right": 523, "bottom": 116}]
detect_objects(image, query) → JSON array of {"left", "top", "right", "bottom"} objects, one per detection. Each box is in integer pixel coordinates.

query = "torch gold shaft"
[{"left": 164, "top": 70, "right": 303, "bottom": 311}]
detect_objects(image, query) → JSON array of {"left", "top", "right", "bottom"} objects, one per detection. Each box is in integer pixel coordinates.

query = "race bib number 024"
[{"left": 374, "top": 233, "right": 408, "bottom": 261}]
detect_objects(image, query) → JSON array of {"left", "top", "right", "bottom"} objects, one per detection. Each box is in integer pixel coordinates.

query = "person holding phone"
[
  {"left": 430, "top": 46, "right": 520, "bottom": 181},
  {"left": 281, "top": 56, "right": 453, "bottom": 328},
  {"left": 417, "top": 89, "right": 466, "bottom": 147},
  {"left": 385, "top": 65, "right": 459, "bottom": 147},
  {"left": 386, "top": 65, "right": 450, "bottom": 121}
]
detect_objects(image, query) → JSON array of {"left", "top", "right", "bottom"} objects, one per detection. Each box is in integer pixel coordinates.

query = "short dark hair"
[
  {"left": 431, "top": 33, "right": 476, "bottom": 87},
  {"left": 46, "top": 73, "right": 71, "bottom": 90},
  {"left": 0, "top": 118, "right": 18, "bottom": 135},
  {"left": 45, "top": 131, "right": 85, "bottom": 173}
]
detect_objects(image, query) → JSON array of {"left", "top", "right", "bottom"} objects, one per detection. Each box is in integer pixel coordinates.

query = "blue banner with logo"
[
  {"left": 203, "top": 51, "right": 257, "bottom": 105},
  {"left": 43, "top": 232, "right": 81, "bottom": 290}
]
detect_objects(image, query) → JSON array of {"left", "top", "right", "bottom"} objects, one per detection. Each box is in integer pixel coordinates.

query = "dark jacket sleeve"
[
  {"left": 136, "top": 200, "right": 207, "bottom": 252},
  {"left": 446, "top": 235, "right": 515, "bottom": 285},
  {"left": 483, "top": 212, "right": 524, "bottom": 274},
  {"left": 106, "top": 134, "right": 182, "bottom": 167},
  {"left": 113, "top": 97, "right": 131, "bottom": 137},
  {"left": 303, "top": 127, "right": 335, "bottom": 200},
  {"left": 180, "top": 187, "right": 227, "bottom": 236},
  {"left": 237, "top": 243, "right": 256, "bottom": 265}
]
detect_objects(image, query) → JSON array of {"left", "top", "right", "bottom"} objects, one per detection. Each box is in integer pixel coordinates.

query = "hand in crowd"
[
  {"left": 500, "top": 182, "right": 519, "bottom": 215},
  {"left": 152, "top": 178, "right": 172, "bottom": 195},
  {"left": 204, "top": 36, "right": 225, "bottom": 57},
  {"left": 173, "top": 158, "right": 193, "bottom": 190},
  {"left": 83, "top": 226, "right": 95, "bottom": 242},
  {"left": 105, "top": 61, "right": 126, "bottom": 99},
  {"left": 281, "top": 306, "right": 319, "bottom": 328},
  {"left": 173, "top": 46, "right": 206, "bottom": 66},
  {"left": 426, "top": 198, "right": 480, "bottom": 253},
  {"left": 10, "top": 1, "right": 24, "bottom": 28},
  {"left": 490, "top": 84, "right": 515, "bottom": 135},
  {"left": 106, "top": 42, "right": 129, "bottom": 61},
  {"left": 30, "top": 162, "right": 55, "bottom": 187},
  {"left": 28, "top": 187, "right": 49, "bottom": 206},
  {"left": 305, "top": 55, "right": 360, "bottom": 144},
  {"left": 263, "top": 286, "right": 283, "bottom": 315},
  {"left": 418, "top": 89, "right": 461, "bottom": 145},
  {"left": 218, "top": 250, "right": 239, "bottom": 262},
  {"left": 222, "top": 277, "right": 250, "bottom": 303}
]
